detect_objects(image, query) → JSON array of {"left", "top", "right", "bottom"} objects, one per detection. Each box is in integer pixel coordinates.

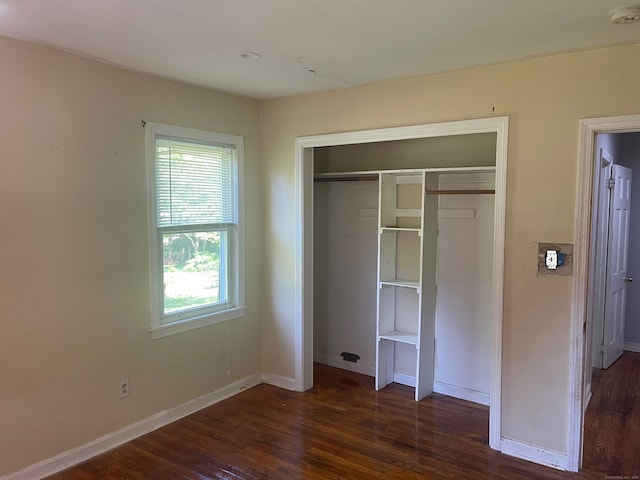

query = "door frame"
[
  {"left": 293, "top": 116, "right": 509, "bottom": 450},
  {"left": 569, "top": 113, "right": 640, "bottom": 471}
]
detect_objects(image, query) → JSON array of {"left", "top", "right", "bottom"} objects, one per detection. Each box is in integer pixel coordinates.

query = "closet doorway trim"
[{"left": 294, "top": 116, "right": 509, "bottom": 451}]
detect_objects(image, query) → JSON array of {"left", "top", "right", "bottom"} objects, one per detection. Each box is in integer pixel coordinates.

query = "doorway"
[
  {"left": 589, "top": 133, "right": 640, "bottom": 372},
  {"left": 294, "top": 116, "right": 509, "bottom": 450},
  {"left": 570, "top": 114, "right": 640, "bottom": 472}
]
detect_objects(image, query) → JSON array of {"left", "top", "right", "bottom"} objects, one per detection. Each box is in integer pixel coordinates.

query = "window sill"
[{"left": 150, "top": 306, "right": 247, "bottom": 339}]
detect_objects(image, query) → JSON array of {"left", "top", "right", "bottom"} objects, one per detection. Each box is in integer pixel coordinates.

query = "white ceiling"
[{"left": 1, "top": 0, "right": 639, "bottom": 99}]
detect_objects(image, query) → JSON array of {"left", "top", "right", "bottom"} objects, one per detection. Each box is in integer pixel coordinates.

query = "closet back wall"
[
  {"left": 314, "top": 179, "right": 379, "bottom": 373},
  {"left": 435, "top": 172, "right": 494, "bottom": 404}
]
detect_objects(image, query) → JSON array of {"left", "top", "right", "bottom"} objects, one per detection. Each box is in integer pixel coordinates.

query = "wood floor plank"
[
  {"left": 45, "top": 360, "right": 640, "bottom": 480},
  {"left": 583, "top": 351, "right": 640, "bottom": 477}
]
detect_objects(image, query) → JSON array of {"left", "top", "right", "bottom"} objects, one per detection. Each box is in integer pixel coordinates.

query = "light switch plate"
[{"left": 538, "top": 243, "right": 574, "bottom": 276}]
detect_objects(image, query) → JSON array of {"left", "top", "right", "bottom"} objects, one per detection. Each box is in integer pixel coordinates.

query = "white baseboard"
[
  {"left": 393, "top": 372, "right": 416, "bottom": 387},
  {"left": 392, "top": 373, "right": 490, "bottom": 406},
  {"left": 433, "top": 381, "right": 490, "bottom": 406},
  {"left": 314, "top": 353, "right": 375, "bottom": 377},
  {"left": 261, "top": 372, "right": 298, "bottom": 391},
  {"left": 500, "top": 437, "right": 568, "bottom": 471},
  {"left": 314, "top": 356, "right": 488, "bottom": 406},
  {"left": 624, "top": 342, "right": 640, "bottom": 353},
  {"left": 2, "top": 373, "right": 263, "bottom": 480}
]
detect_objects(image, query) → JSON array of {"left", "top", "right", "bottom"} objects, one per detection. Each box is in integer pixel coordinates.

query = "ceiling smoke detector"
[{"left": 610, "top": 5, "right": 640, "bottom": 24}]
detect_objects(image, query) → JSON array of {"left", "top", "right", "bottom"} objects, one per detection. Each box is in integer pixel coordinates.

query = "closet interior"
[{"left": 313, "top": 133, "right": 496, "bottom": 404}]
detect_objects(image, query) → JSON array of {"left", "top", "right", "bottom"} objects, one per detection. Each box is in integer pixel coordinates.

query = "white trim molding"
[
  {"left": 261, "top": 372, "right": 298, "bottom": 391},
  {"left": 569, "top": 113, "right": 640, "bottom": 473},
  {"left": 433, "top": 381, "right": 490, "bottom": 406},
  {"left": 500, "top": 437, "right": 568, "bottom": 471},
  {"left": 314, "top": 353, "right": 376, "bottom": 377},
  {"left": 391, "top": 375, "right": 490, "bottom": 406},
  {"left": 150, "top": 306, "right": 248, "bottom": 339},
  {"left": 490, "top": 115, "right": 509, "bottom": 450},
  {"left": 315, "top": 354, "right": 490, "bottom": 406},
  {"left": 393, "top": 372, "right": 416, "bottom": 388},
  {"left": 295, "top": 115, "right": 509, "bottom": 452},
  {"left": 144, "top": 122, "right": 247, "bottom": 339},
  {"left": 3, "top": 374, "right": 263, "bottom": 480},
  {"left": 624, "top": 342, "right": 640, "bottom": 353}
]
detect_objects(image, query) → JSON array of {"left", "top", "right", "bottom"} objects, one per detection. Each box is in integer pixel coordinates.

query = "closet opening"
[{"left": 294, "top": 117, "right": 509, "bottom": 451}]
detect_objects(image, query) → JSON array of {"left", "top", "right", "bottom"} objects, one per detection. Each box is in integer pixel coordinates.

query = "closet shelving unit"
[
  {"left": 376, "top": 170, "right": 438, "bottom": 401},
  {"left": 313, "top": 166, "right": 495, "bottom": 402}
]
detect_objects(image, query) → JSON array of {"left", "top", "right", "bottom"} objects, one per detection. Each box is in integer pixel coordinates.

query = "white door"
[{"left": 602, "top": 164, "right": 632, "bottom": 369}]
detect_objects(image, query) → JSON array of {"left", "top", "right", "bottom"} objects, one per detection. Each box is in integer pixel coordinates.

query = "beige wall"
[
  {"left": 0, "top": 36, "right": 261, "bottom": 476},
  {"left": 260, "top": 44, "right": 640, "bottom": 453},
  {"left": 315, "top": 133, "right": 496, "bottom": 172}
]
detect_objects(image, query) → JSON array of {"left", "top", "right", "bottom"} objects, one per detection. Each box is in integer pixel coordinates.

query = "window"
[{"left": 146, "top": 123, "right": 245, "bottom": 338}]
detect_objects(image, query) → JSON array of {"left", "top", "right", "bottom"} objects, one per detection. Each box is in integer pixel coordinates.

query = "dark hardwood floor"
[
  {"left": 46, "top": 362, "right": 638, "bottom": 479},
  {"left": 583, "top": 351, "right": 640, "bottom": 477}
]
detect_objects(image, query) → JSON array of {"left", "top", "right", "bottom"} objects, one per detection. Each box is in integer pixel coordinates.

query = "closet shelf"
[
  {"left": 314, "top": 166, "right": 496, "bottom": 181},
  {"left": 380, "top": 227, "right": 421, "bottom": 234},
  {"left": 380, "top": 279, "right": 420, "bottom": 289},
  {"left": 379, "top": 330, "right": 419, "bottom": 345}
]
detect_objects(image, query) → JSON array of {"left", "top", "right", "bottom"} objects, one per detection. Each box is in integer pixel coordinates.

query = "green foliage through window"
[{"left": 162, "top": 231, "right": 227, "bottom": 313}]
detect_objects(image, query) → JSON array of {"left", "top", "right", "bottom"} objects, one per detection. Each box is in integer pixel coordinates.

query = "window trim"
[{"left": 145, "top": 122, "right": 246, "bottom": 339}]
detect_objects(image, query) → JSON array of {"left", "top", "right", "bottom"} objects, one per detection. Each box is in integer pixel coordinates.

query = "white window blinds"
[{"left": 155, "top": 136, "right": 236, "bottom": 228}]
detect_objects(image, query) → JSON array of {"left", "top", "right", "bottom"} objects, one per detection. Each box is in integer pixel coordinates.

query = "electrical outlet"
[
  {"left": 538, "top": 242, "right": 574, "bottom": 276},
  {"left": 119, "top": 378, "right": 130, "bottom": 399}
]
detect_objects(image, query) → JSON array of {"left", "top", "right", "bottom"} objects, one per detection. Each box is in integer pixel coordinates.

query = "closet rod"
[
  {"left": 426, "top": 189, "right": 495, "bottom": 195},
  {"left": 314, "top": 175, "right": 379, "bottom": 183}
]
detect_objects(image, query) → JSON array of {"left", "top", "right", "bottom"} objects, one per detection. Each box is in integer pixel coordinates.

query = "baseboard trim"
[
  {"left": 314, "top": 353, "right": 375, "bottom": 377},
  {"left": 624, "top": 342, "right": 640, "bottom": 353},
  {"left": 433, "top": 381, "right": 490, "bottom": 406},
  {"left": 391, "top": 373, "right": 489, "bottom": 406},
  {"left": 393, "top": 372, "right": 416, "bottom": 387},
  {"left": 261, "top": 372, "right": 298, "bottom": 391},
  {"left": 313, "top": 357, "right": 489, "bottom": 406},
  {"left": 2, "top": 373, "right": 263, "bottom": 480},
  {"left": 500, "top": 437, "right": 568, "bottom": 471}
]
